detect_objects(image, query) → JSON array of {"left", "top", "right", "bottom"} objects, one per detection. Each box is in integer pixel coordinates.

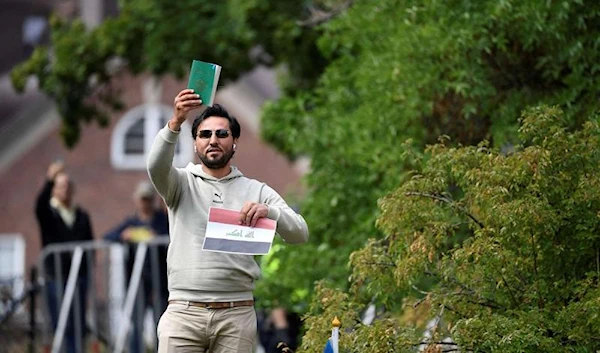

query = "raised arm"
[
  {"left": 35, "top": 161, "right": 64, "bottom": 223},
  {"left": 147, "top": 89, "right": 202, "bottom": 206}
]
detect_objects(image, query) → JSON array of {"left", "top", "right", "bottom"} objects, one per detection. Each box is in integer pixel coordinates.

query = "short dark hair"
[{"left": 191, "top": 104, "right": 241, "bottom": 139}]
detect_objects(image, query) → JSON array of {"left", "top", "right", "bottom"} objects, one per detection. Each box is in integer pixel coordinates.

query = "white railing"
[{"left": 37, "top": 237, "right": 169, "bottom": 353}]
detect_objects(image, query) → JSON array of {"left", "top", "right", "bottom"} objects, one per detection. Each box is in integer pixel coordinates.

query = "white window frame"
[
  {"left": 110, "top": 104, "right": 194, "bottom": 170},
  {"left": 0, "top": 233, "right": 26, "bottom": 301}
]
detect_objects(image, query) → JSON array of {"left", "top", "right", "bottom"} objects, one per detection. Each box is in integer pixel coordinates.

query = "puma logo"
[{"left": 213, "top": 192, "right": 223, "bottom": 204}]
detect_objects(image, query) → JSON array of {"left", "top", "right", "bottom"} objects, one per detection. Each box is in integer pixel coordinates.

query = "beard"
[{"left": 198, "top": 148, "right": 235, "bottom": 169}]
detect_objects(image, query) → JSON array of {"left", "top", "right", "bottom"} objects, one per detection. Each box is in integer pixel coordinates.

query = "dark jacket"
[
  {"left": 103, "top": 211, "right": 169, "bottom": 243},
  {"left": 104, "top": 210, "right": 169, "bottom": 300},
  {"left": 35, "top": 180, "right": 94, "bottom": 280}
]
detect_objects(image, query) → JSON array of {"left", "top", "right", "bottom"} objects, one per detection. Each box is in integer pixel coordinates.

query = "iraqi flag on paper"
[{"left": 202, "top": 207, "right": 277, "bottom": 255}]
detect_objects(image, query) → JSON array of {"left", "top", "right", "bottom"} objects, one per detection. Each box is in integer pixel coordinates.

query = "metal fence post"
[
  {"left": 28, "top": 266, "right": 37, "bottom": 353},
  {"left": 113, "top": 242, "right": 148, "bottom": 353},
  {"left": 51, "top": 247, "right": 83, "bottom": 353},
  {"left": 34, "top": 238, "right": 169, "bottom": 353}
]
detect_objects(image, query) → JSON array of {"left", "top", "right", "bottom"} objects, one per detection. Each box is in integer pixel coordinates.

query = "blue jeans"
[{"left": 45, "top": 277, "right": 88, "bottom": 353}]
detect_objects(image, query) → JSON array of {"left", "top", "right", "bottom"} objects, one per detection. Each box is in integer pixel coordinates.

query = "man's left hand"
[{"left": 239, "top": 202, "right": 268, "bottom": 227}]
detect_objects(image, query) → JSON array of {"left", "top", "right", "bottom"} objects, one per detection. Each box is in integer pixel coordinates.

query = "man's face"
[
  {"left": 135, "top": 196, "right": 155, "bottom": 214},
  {"left": 53, "top": 173, "right": 73, "bottom": 204},
  {"left": 195, "top": 116, "right": 236, "bottom": 169}
]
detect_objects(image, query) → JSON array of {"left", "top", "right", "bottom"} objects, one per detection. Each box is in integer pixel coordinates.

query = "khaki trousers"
[{"left": 157, "top": 302, "right": 256, "bottom": 353}]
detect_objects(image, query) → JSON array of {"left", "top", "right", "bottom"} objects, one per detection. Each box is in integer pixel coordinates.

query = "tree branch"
[
  {"left": 357, "top": 261, "right": 395, "bottom": 268},
  {"left": 596, "top": 248, "right": 600, "bottom": 279},
  {"left": 415, "top": 342, "right": 459, "bottom": 346},
  {"left": 410, "top": 285, "right": 430, "bottom": 308},
  {"left": 499, "top": 271, "right": 520, "bottom": 308},
  {"left": 412, "top": 342, "right": 464, "bottom": 353},
  {"left": 412, "top": 296, "right": 428, "bottom": 308},
  {"left": 425, "top": 271, "right": 506, "bottom": 310},
  {"left": 411, "top": 284, "right": 429, "bottom": 295},
  {"left": 405, "top": 191, "right": 484, "bottom": 228},
  {"left": 464, "top": 297, "right": 504, "bottom": 310},
  {"left": 530, "top": 232, "right": 544, "bottom": 309},
  {"left": 297, "top": 1, "right": 354, "bottom": 27}
]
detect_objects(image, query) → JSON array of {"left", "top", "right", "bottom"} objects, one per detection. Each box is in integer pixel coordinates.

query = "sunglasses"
[{"left": 197, "top": 129, "right": 231, "bottom": 139}]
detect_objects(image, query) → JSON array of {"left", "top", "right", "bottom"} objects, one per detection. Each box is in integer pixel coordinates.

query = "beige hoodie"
[{"left": 147, "top": 124, "right": 309, "bottom": 302}]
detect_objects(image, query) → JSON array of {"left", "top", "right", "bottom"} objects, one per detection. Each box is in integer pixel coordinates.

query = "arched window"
[{"left": 111, "top": 104, "right": 194, "bottom": 170}]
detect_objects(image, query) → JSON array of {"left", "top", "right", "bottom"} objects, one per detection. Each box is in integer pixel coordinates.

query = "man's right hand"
[
  {"left": 121, "top": 227, "right": 133, "bottom": 241},
  {"left": 46, "top": 161, "right": 64, "bottom": 181},
  {"left": 169, "top": 89, "right": 203, "bottom": 131}
]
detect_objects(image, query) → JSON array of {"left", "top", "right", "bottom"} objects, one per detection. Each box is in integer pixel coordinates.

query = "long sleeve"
[
  {"left": 261, "top": 185, "right": 309, "bottom": 244},
  {"left": 35, "top": 180, "right": 54, "bottom": 246},
  {"left": 35, "top": 180, "right": 53, "bottom": 221},
  {"left": 104, "top": 218, "right": 131, "bottom": 242},
  {"left": 147, "top": 124, "right": 185, "bottom": 207}
]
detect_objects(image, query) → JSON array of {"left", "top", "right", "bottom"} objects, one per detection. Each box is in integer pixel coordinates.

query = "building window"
[
  {"left": 0, "top": 234, "right": 25, "bottom": 304},
  {"left": 124, "top": 117, "right": 145, "bottom": 155},
  {"left": 111, "top": 104, "right": 193, "bottom": 170}
]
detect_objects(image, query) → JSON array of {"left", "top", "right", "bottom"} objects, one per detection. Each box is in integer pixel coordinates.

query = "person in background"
[
  {"left": 35, "top": 161, "right": 93, "bottom": 353},
  {"left": 104, "top": 180, "right": 169, "bottom": 353},
  {"left": 258, "top": 307, "right": 301, "bottom": 353}
]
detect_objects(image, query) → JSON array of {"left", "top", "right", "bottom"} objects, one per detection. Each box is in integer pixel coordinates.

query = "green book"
[{"left": 187, "top": 60, "right": 222, "bottom": 106}]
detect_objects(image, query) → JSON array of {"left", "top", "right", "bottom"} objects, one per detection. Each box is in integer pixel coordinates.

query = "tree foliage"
[
  {"left": 301, "top": 106, "right": 600, "bottom": 352},
  {"left": 258, "top": 0, "right": 600, "bottom": 309},
  {"left": 10, "top": 0, "right": 327, "bottom": 147},
  {"left": 11, "top": 2, "right": 600, "bottom": 347}
]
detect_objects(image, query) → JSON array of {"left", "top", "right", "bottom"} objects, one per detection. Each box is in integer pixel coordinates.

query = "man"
[
  {"left": 35, "top": 161, "right": 93, "bottom": 353},
  {"left": 258, "top": 307, "right": 301, "bottom": 353},
  {"left": 148, "top": 89, "right": 309, "bottom": 353},
  {"left": 104, "top": 180, "right": 169, "bottom": 353}
]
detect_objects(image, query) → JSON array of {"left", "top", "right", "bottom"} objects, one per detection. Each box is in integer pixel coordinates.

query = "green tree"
[
  {"left": 258, "top": 0, "right": 600, "bottom": 308},
  {"left": 10, "top": 0, "right": 328, "bottom": 147},
  {"left": 11, "top": 0, "right": 600, "bottom": 315},
  {"left": 301, "top": 106, "right": 600, "bottom": 352}
]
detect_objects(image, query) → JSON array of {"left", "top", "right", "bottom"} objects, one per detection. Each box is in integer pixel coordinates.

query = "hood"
[{"left": 185, "top": 163, "right": 244, "bottom": 182}]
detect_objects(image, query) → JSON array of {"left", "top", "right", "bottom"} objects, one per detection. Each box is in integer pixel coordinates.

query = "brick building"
[{"left": 0, "top": 0, "right": 305, "bottom": 299}]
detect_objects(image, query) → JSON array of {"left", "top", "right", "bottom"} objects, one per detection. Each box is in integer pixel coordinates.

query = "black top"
[{"left": 35, "top": 180, "right": 94, "bottom": 280}]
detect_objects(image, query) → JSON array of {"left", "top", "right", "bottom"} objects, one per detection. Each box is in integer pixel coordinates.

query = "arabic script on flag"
[{"left": 202, "top": 207, "right": 277, "bottom": 255}]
